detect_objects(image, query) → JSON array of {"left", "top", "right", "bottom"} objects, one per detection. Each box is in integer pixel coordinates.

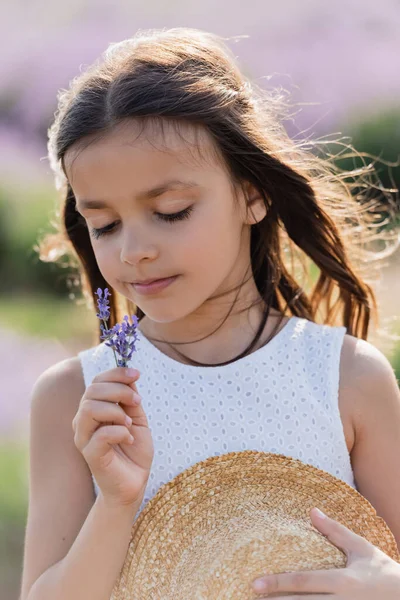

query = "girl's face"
[{"left": 65, "top": 119, "right": 266, "bottom": 331}]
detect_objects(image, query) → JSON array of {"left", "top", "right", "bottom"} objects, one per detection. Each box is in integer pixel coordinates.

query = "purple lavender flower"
[
  {"left": 96, "top": 287, "right": 111, "bottom": 320},
  {"left": 95, "top": 287, "right": 139, "bottom": 367}
]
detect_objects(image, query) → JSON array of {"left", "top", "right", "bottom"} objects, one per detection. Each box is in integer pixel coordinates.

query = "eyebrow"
[{"left": 76, "top": 179, "right": 200, "bottom": 211}]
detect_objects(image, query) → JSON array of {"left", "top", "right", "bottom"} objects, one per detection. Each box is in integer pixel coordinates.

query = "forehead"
[{"left": 63, "top": 118, "right": 227, "bottom": 184}]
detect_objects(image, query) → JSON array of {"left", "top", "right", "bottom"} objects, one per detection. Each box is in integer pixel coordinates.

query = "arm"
[
  {"left": 20, "top": 358, "right": 141, "bottom": 600},
  {"left": 27, "top": 494, "right": 140, "bottom": 600},
  {"left": 340, "top": 335, "right": 400, "bottom": 549},
  {"left": 250, "top": 336, "right": 400, "bottom": 597}
]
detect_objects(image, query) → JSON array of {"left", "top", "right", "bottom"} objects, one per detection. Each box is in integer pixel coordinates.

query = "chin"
[{"left": 135, "top": 305, "right": 183, "bottom": 324}]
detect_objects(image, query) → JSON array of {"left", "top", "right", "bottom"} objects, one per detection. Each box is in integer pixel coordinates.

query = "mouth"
[
  {"left": 130, "top": 274, "right": 178, "bottom": 284},
  {"left": 131, "top": 277, "right": 172, "bottom": 285},
  {"left": 129, "top": 275, "right": 180, "bottom": 294}
]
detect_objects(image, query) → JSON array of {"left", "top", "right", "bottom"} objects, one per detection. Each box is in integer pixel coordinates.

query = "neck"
[{"left": 138, "top": 271, "right": 285, "bottom": 365}]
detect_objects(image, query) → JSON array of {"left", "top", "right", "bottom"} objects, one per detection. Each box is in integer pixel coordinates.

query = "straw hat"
[{"left": 110, "top": 450, "right": 400, "bottom": 600}]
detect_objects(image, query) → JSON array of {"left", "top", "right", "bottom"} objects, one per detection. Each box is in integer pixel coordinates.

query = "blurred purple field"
[
  {"left": 0, "top": 327, "right": 72, "bottom": 441},
  {"left": 1, "top": 5, "right": 399, "bottom": 599},
  {"left": 1, "top": 0, "right": 400, "bottom": 442},
  {"left": 2, "top": 0, "right": 400, "bottom": 184}
]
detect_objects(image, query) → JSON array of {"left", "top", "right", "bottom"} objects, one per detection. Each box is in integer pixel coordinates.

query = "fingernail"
[
  {"left": 252, "top": 577, "right": 267, "bottom": 592},
  {"left": 314, "top": 508, "right": 326, "bottom": 519},
  {"left": 126, "top": 368, "right": 139, "bottom": 377},
  {"left": 125, "top": 415, "right": 132, "bottom": 426},
  {"left": 132, "top": 393, "right": 142, "bottom": 405}
]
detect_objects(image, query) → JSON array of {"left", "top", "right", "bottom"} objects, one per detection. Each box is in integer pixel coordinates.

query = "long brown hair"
[{"left": 39, "top": 27, "right": 399, "bottom": 365}]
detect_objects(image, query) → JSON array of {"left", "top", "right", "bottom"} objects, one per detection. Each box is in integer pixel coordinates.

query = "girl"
[{"left": 21, "top": 27, "right": 400, "bottom": 600}]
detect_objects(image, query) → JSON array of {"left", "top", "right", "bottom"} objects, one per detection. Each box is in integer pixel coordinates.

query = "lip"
[{"left": 130, "top": 275, "right": 179, "bottom": 295}]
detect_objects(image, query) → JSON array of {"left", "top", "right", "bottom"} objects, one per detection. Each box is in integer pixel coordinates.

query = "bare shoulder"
[
  {"left": 338, "top": 334, "right": 400, "bottom": 543},
  {"left": 339, "top": 333, "right": 398, "bottom": 396},
  {"left": 29, "top": 355, "right": 87, "bottom": 444},
  {"left": 32, "top": 355, "right": 85, "bottom": 409},
  {"left": 21, "top": 356, "right": 93, "bottom": 600},
  {"left": 338, "top": 333, "right": 399, "bottom": 453}
]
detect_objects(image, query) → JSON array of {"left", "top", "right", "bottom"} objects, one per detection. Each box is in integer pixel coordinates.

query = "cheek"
[
  {"left": 92, "top": 244, "right": 119, "bottom": 280},
  {"left": 93, "top": 244, "right": 113, "bottom": 264},
  {"left": 183, "top": 211, "right": 240, "bottom": 271}
]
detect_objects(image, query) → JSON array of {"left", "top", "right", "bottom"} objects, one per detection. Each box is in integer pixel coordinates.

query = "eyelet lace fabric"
[{"left": 78, "top": 316, "right": 356, "bottom": 521}]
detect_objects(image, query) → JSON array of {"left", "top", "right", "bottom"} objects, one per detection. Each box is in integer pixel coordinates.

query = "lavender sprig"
[{"left": 95, "top": 287, "right": 139, "bottom": 367}]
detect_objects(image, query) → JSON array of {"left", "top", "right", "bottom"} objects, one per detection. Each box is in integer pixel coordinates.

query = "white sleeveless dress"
[{"left": 78, "top": 316, "right": 357, "bottom": 521}]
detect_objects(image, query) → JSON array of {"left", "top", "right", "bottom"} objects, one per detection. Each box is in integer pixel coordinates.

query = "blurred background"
[{"left": 1, "top": 1, "right": 400, "bottom": 598}]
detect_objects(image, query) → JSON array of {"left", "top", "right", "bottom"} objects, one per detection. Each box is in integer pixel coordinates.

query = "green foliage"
[
  {"left": 324, "top": 107, "right": 400, "bottom": 211},
  {"left": 347, "top": 108, "right": 399, "bottom": 190},
  {"left": 0, "top": 441, "right": 29, "bottom": 600},
  {"left": 0, "top": 293, "right": 96, "bottom": 341},
  {"left": 0, "top": 441, "right": 28, "bottom": 522},
  {"left": 0, "top": 180, "right": 76, "bottom": 296},
  {"left": 391, "top": 342, "right": 400, "bottom": 385}
]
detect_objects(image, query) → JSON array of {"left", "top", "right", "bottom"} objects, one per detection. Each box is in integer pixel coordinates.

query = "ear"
[{"left": 242, "top": 182, "right": 267, "bottom": 225}]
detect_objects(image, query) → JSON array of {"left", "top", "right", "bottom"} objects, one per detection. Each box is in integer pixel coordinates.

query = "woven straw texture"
[{"left": 110, "top": 450, "right": 400, "bottom": 600}]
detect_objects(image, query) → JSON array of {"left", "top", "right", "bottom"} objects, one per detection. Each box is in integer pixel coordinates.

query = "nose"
[{"left": 120, "top": 228, "right": 158, "bottom": 265}]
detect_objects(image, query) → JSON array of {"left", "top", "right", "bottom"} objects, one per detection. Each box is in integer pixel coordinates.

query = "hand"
[
  {"left": 251, "top": 507, "right": 400, "bottom": 598},
  {"left": 72, "top": 366, "right": 154, "bottom": 509}
]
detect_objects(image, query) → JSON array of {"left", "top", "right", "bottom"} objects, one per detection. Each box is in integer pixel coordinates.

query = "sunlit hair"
[{"left": 39, "top": 27, "right": 399, "bottom": 365}]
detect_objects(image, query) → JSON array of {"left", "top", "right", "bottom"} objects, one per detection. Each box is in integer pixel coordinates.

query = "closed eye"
[{"left": 89, "top": 205, "right": 194, "bottom": 239}]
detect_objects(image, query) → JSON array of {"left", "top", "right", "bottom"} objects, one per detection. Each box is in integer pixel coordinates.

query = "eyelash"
[{"left": 89, "top": 205, "right": 194, "bottom": 239}]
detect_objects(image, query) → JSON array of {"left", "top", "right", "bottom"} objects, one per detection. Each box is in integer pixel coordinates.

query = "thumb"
[{"left": 310, "top": 507, "right": 374, "bottom": 559}]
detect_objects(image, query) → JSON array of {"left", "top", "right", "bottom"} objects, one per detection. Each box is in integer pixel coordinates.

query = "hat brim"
[{"left": 111, "top": 450, "right": 399, "bottom": 599}]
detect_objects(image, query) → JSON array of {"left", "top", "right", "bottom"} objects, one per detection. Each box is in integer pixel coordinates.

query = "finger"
[
  {"left": 84, "top": 381, "right": 142, "bottom": 407},
  {"left": 90, "top": 367, "right": 143, "bottom": 417},
  {"left": 82, "top": 368, "right": 148, "bottom": 434},
  {"left": 91, "top": 366, "right": 140, "bottom": 387},
  {"left": 123, "top": 393, "right": 150, "bottom": 430},
  {"left": 252, "top": 567, "right": 347, "bottom": 595},
  {"left": 82, "top": 425, "right": 134, "bottom": 463},
  {"left": 257, "top": 596, "right": 336, "bottom": 599},
  {"left": 73, "top": 399, "right": 133, "bottom": 450},
  {"left": 129, "top": 379, "right": 140, "bottom": 396},
  {"left": 310, "top": 507, "right": 374, "bottom": 559}
]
